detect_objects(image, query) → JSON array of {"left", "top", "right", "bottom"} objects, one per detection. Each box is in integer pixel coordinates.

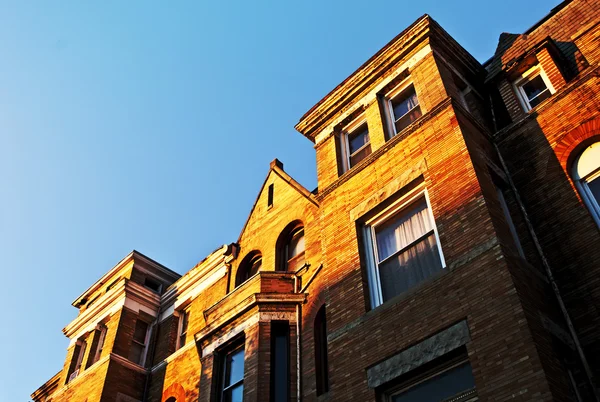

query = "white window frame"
[
  {"left": 176, "top": 308, "right": 190, "bottom": 350},
  {"left": 513, "top": 65, "right": 555, "bottom": 112},
  {"left": 383, "top": 80, "right": 421, "bottom": 138},
  {"left": 362, "top": 187, "right": 445, "bottom": 308},
  {"left": 340, "top": 116, "right": 370, "bottom": 172},
  {"left": 572, "top": 144, "right": 600, "bottom": 228}
]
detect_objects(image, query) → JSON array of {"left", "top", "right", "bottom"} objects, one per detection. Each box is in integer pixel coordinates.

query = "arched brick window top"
[
  {"left": 161, "top": 383, "right": 185, "bottom": 402},
  {"left": 235, "top": 251, "right": 262, "bottom": 288},
  {"left": 276, "top": 221, "right": 305, "bottom": 272},
  {"left": 572, "top": 142, "right": 600, "bottom": 227}
]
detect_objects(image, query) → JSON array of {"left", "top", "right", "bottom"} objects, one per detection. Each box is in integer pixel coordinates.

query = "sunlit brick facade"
[{"left": 33, "top": 1, "right": 600, "bottom": 401}]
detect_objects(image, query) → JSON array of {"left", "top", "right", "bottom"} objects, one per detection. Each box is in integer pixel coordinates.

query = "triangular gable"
[{"left": 237, "top": 159, "right": 319, "bottom": 243}]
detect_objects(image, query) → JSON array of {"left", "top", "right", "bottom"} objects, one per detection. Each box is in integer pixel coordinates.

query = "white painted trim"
[
  {"left": 314, "top": 44, "right": 432, "bottom": 145},
  {"left": 363, "top": 187, "right": 446, "bottom": 308},
  {"left": 201, "top": 313, "right": 260, "bottom": 357},
  {"left": 512, "top": 64, "right": 556, "bottom": 112}
]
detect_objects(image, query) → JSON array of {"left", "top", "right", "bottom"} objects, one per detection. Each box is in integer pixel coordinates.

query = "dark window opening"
[
  {"left": 268, "top": 184, "right": 274, "bottom": 207},
  {"left": 129, "top": 320, "right": 149, "bottom": 366},
  {"left": 144, "top": 277, "right": 162, "bottom": 294},
  {"left": 271, "top": 321, "right": 290, "bottom": 402},
  {"left": 235, "top": 251, "right": 262, "bottom": 288},
  {"left": 277, "top": 222, "right": 306, "bottom": 272},
  {"left": 314, "top": 305, "right": 329, "bottom": 395}
]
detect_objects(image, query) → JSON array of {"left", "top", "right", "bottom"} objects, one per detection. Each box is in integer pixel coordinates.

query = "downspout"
[
  {"left": 294, "top": 271, "right": 302, "bottom": 402},
  {"left": 490, "top": 95, "right": 598, "bottom": 399}
]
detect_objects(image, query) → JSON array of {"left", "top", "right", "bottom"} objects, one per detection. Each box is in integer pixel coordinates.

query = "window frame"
[
  {"left": 383, "top": 81, "right": 422, "bottom": 139},
  {"left": 513, "top": 65, "right": 555, "bottom": 112},
  {"left": 340, "top": 116, "right": 371, "bottom": 172},
  {"left": 362, "top": 187, "right": 445, "bottom": 308},
  {"left": 218, "top": 341, "right": 246, "bottom": 402},
  {"left": 176, "top": 308, "right": 190, "bottom": 350},
  {"left": 495, "top": 185, "right": 526, "bottom": 258},
  {"left": 91, "top": 324, "right": 107, "bottom": 365},
  {"left": 129, "top": 319, "right": 151, "bottom": 367},
  {"left": 572, "top": 143, "right": 600, "bottom": 228}
]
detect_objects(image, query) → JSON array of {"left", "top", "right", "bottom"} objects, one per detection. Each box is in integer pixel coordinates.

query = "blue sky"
[{"left": 0, "top": 1, "right": 561, "bottom": 400}]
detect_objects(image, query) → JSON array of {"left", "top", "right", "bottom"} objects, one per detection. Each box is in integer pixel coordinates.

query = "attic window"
[
  {"left": 268, "top": 184, "right": 274, "bottom": 207},
  {"left": 144, "top": 277, "right": 162, "bottom": 294}
]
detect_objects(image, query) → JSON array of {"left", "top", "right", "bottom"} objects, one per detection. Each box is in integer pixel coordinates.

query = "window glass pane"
[
  {"left": 225, "top": 348, "right": 245, "bottom": 386},
  {"left": 249, "top": 257, "right": 262, "bottom": 276},
  {"left": 224, "top": 384, "right": 243, "bottom": 402},
  {"left": 394, "top": 106, "right": 422, "bottom": 133},
  {"left": 348, "top": 127, "right": 369, "bottom": 154},
  {"left": 522, "top": 75, "right": 550, "bottom": 107},
  {"left": 392, "top": 87, "right": 419, "bottom": 120},
  {"left": 288, "top": 229, "right": 305, "bottom": 259},
  {"left": 379, "top": 233, "right": 443, "bottom": 301},
  {"left": 391, "top": 363, "right": 476, "bottom": 402},
  {"left": 587, "top": 176, "right": 600, "bottom": 203},
  {"left": 129, "top": 343, "right": 144, "bottom": 365},
  {"left": 350, "top": 144, "right": 372, "bottom": 167},
  {"left": 375, "top": 199, "right": 433, "bottom": 261},
  {"left": 133, "top": 321, "right": 148, "bottom": 343}
]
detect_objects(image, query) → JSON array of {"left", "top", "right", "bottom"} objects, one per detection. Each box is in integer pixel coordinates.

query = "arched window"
[
  {"left": 572, "top": 142, "right": 600, "bottom": 227},
  {"left": 277, "top": 222, "right": 305, "bottom": 272},
  {"left": 235, "top": 251, "right": 262, "bottom": 287},
  {"left": 314, "top": 305, "right": 329, "bottom": 396}
]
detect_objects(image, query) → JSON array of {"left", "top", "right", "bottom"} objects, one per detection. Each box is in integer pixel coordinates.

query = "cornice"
[
  {"left": 295, "top": 15, "right": 432, "bottom": 141},
  {"left": 72, "top": 250, "right": 179, "bottom": 307}
]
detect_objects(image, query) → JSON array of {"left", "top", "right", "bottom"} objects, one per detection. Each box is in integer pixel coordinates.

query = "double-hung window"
[
  {"left": 177, "top": 309, "right": 190, "bottom": 350},
  {"left": 129, "top": 320, "right": 150, "bottom": 366},
  {"left": 384, "top": 84, "right": 422, "bottom": 138},
  {"left": 220, "top": 344, "right": 245, "bottom": 402},
  {"left": 341, "top": 120, "right": 371, "bottom": 172},
  {"left": 68, "top": 339, "right": 87, "bottom": 383},
  {"left": 362, "top": 190, "right": 444, "bottom": 308},
  {"left": 513, "top": 65, "right": 555, "bottom": 111}
]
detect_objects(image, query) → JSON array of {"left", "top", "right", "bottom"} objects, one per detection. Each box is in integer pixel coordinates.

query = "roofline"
[
  {"left": 483, "top": 0, "right": 572, "bottom": 68},
  {"left": 71, "top": 250, "right": 180, "bottom": 307},
  {"left": 296, "top": 13, "right": 430, "bottom": 128}
]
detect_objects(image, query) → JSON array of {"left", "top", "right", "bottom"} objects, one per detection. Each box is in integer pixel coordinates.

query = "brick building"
[{"left": 32, "top": 1, "right": 600, "bottom": 401}]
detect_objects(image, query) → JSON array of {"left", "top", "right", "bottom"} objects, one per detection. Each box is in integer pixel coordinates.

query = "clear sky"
[{"left": 0, "top": 1, "right": 561, "bottom": 400}]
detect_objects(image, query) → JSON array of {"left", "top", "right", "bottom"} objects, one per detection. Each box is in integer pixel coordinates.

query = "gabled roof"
[{"left": 237, "top": 158, "right": 318, "bottom": 243}]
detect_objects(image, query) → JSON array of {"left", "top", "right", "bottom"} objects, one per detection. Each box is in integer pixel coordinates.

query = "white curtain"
[{"left": 375, "top": 199, "right": 442, "bottom": 301}]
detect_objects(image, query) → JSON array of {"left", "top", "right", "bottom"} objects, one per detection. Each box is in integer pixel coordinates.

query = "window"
[
  {"left": 177, "top": 309, "right": 190, "bottom": 350},
  {"left": 385, "top": 361, "right": 478, "bottom": 402},
  {"left": 341, "top": 120, "right": 372, "bottom": 171},
  {"left": 271, "top": 321, "right": 290, "bottom": 402},
  {"left": 279, "top": 225, "right": 305, "bottom": 272},
  {"left": 384, "top": 84, "right": 422, "bottom": 138},
  {"left": 572, "top": 142, "right": 600, "bottom": 227},
  {"left": 144, "top": 277, "right": 163, "bottom": 294},
  {"left": 91, "top": 324, "right": 107, "bottom": 365},
  {"left": 362, "top": 190, "right": 444, "bottom": 308},
  {"left": 68, "top": 338, "right": 87, "bottom": 383},
  {"left": 235, "top": 251, "right": 262, "bottom": 287},
  {"left": 268, "top": 183, "right": 274, "bottom": 207},
  {"left": 129, "top": 320, "right": 150, "bottom": 366},
  {"left": 314, "top": 305, "right": 329, "bottom": 396},
  {"left": 513, "top": 65, "right": 555, "bottom": 111},
  {"left": 495, "top": 186, "right": 525, "bottom": 258},
  {"left": 219, "top": 343, "right": 245, "bottom": 402}
]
